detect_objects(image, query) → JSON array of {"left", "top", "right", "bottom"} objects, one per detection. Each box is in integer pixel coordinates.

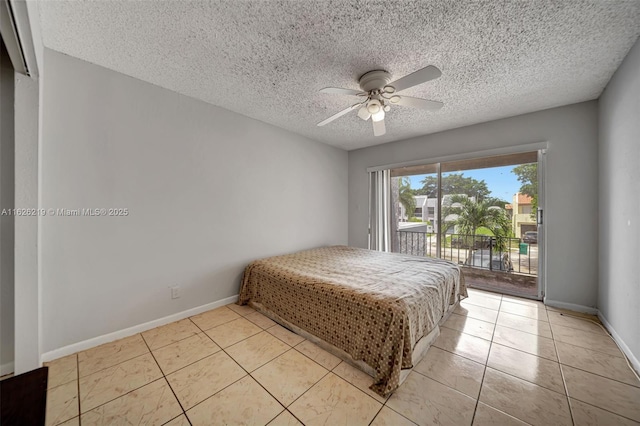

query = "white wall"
[
  {"left": 0, "top": 42, "right": 15, "bottom": 374},
  {"left": 598, "top": 39, "right": 640, "bottom": 366},
  {"left": 349, "top": 102, "right": 599, "bottom": 307},
  {"left": 40, "top": 49, "right": 348, "bottom": 353}
]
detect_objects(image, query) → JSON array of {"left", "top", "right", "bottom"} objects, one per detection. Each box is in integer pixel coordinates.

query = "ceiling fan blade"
[
  {"left": 392, "top": 95, "right": 444, "bottom": 111},
  {"left": 317, "top": 105, "right": 356, "bottom": 126},
  {"left": 372, "top": 117, "right": 386, "bottom": 136},
  {"left": 388, "top": 65, "right": 442, "bottom": 93},
  {"left": 319, "top": 87, "right": 367, "bottom": 96}
]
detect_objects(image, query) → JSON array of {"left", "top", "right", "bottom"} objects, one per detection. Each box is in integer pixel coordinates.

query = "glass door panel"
[{"left": 388, "top": 151, "right": 542, "bottom": 299}]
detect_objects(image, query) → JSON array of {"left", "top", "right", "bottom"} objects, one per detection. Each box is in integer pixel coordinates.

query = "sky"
[{"left": 407, "top": 165, "right": 521, "bottom": 202}]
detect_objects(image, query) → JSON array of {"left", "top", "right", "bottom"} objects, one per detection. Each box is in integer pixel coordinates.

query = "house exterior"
[
  {"left": 404, "top": 191, "right": 534, "bottom": 237},
  {"left": 397, "top": 195, "right": 436, "bottom": 223},
  {"left": 398, "top": 195, "right": 434, "bottom": 232},
  {"left": 399, "top": 194, "right": 473, "bottom": 233},
  {"left": 510, "top": 193, "right": 537, "bottom": 238}
]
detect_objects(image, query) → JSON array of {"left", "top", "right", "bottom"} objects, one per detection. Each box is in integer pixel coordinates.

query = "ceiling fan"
[{"left": 317, "top": 65, "right": 444, "bottom": 136}]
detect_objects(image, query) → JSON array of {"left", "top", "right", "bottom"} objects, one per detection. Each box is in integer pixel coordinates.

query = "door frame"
[
  {"left": 537, "top": 149, "right": 547, "bottom": 300},
  {"left": 370, "top": 142, "right": 548, "bottom": 300}
]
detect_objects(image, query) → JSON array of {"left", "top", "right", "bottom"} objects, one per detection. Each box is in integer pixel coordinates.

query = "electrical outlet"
[{"left": 171, "top": 286, "right": 181, "bottom": 299}]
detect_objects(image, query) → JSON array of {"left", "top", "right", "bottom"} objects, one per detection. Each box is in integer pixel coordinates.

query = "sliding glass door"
[{"left": 387, "top": 151, "right": 543, "bottom": 299}]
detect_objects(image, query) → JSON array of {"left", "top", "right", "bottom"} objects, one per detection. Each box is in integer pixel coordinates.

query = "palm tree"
[
  {"left": 442, "top": 195, "right": 511, "bottom": 251},
  {"left": 398, "top": 177, "right": 416, "bottom": 221}
]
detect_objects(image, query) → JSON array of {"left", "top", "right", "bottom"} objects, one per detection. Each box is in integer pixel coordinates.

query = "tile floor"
[{"left": 43, "top": 289, "right": 640, "bottom": 425}]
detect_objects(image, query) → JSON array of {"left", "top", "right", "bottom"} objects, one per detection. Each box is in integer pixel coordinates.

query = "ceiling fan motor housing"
[{"left": 359, "top": 70, "right": 392, "bottom": 92}]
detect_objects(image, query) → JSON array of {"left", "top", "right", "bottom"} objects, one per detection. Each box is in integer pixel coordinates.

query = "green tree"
[
  {"left": 484, "top": 196, "right": 510, "bottom": 208},
  {"left": 417, "top": 173, "right": 490, "bottom": 200},
  {"left": 442, "top": 195, "right": 512, "bottom": 251},
  {"left": 398, "top": 177, "right": 416, "bottom": 220},
  {"left": 512, "top": 164, "right": 538, "bottom": 215}
]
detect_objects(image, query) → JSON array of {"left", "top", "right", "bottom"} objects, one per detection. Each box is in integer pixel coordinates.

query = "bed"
[{"left": 238, "top": 245, "right": 466, "bottom": 396}]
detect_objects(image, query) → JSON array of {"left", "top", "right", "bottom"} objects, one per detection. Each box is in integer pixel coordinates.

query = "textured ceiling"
[{"left": 38, "top": 1, "right": 640, "bottom": 150}]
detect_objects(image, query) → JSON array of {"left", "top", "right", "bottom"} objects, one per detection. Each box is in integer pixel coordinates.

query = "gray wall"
[
  {"left": 0, "top": 41, "right": 15, "bottom": 374},
  {"left": 349, "top": 102, "right": 599, "bottom": 307},
  {"left": 598, "top": 39, "right": 640, "bottom": 363},
  {"left": 13, "top": 71, "right": 40, "bottom": 374},
  {"left": 40, "top": 49, "right": 348, "bottom": 353}
]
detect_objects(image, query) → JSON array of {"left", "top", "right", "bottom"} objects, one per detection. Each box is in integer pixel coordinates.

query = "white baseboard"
[
  {"left": 542, "top": 299, "right": 639, "bottom": 375},
  {"left": 1, "top": 361, "right": 14, "bottom": 376},
  {"left": 543, "top": 299, "right": 599, "bottom": 315},
  {"left": 41, "top": 295, "right": 239, "bottom": 363},
  {"left": 597, "top": 312, "right": 640, "bottom": 375}
]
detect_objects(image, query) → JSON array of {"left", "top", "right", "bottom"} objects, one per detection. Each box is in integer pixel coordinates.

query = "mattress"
[{"left": 238, "top": 245, "right": 466, "bottom": 396}]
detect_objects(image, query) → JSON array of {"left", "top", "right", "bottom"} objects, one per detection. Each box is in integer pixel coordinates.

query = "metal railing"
[{"left": 395, "top": 231, "right": 537, "bottom": 276}]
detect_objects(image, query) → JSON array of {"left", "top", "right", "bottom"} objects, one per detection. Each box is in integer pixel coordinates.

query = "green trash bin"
[{"left": 519, "top": 243, "right": 528, "bottom": 255}]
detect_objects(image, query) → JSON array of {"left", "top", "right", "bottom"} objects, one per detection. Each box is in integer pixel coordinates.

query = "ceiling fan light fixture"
[
  {"left": 367, "top": 99, "right": 382, "bottom": 114},
  {"left": 357, "top": 106, "right": 371, "bottom": 121},
  {"left": 371, "top": 109, "right": 385, "bottom": 122}
]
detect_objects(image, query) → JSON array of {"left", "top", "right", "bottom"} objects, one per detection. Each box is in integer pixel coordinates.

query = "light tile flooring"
[{"left": 43, "top": 289, "right": 640, "bottom": 425}]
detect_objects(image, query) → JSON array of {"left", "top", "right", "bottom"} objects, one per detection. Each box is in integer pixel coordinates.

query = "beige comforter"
[{"left": 238, "top": 245, "right": 466, "bottom": 396}]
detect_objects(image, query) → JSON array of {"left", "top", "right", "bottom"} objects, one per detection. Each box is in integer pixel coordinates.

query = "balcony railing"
[{"left": 395, "top": 231, "right": 538, "bottom": 276}]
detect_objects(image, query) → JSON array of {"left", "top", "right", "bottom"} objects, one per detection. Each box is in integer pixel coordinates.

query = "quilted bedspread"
[{"left": 238, "top": 245, "right": 466, "bottom": 396}]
